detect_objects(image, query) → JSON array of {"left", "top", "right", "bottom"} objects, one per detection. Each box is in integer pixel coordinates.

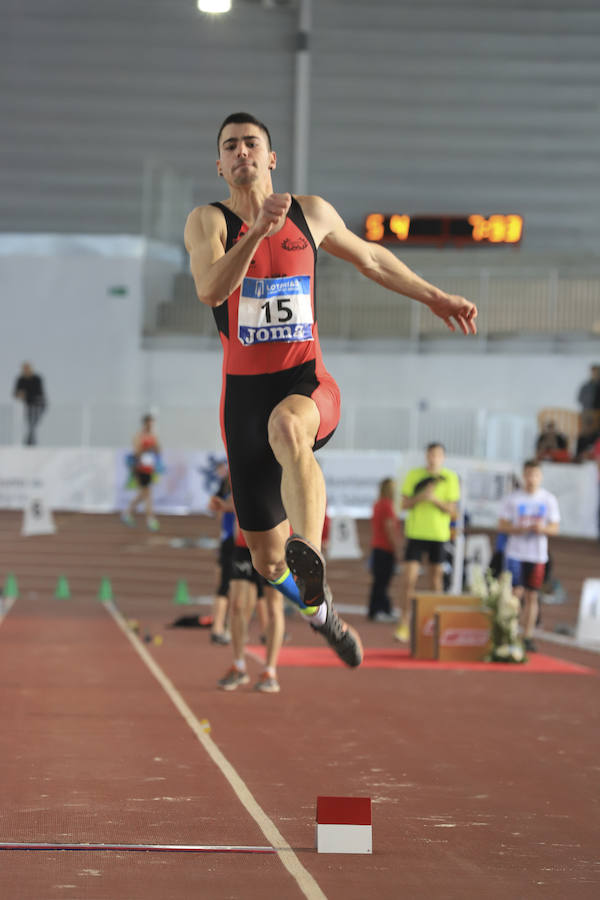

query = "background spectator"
[
  {"left": 535, "top": 420, "right": 571, "bottom": 462},
  {"left": 121, "top": 413, "right": 162, "bottom": 531},
  {"left": 576, "top": 364, "right": 600, "bottom": 458},
  {"left": 217, "top": 527, "right": 284, "bottom": 694},
  {"left": 395, "top": 443, "right": 460, "bottom": 642},
  {"left": 368, "top": 477, "right": 399, "bottom": 622},
  {"left": 13, "top": 361, "right": 46, "bottom": 445},
  {"left": 498, "top": 459, "right": 560, "bottom": 652}
]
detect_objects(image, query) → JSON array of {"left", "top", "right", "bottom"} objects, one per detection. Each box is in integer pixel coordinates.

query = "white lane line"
[
  {"left": 104, "top": 601, "right": 327, "bottom": 900},
  {"left": 0, "top": 597, "right": 15, "bottom": 629}
]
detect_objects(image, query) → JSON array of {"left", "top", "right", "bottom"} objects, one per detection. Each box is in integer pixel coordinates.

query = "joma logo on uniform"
[{"left": 242, "top": 324, "right": 309, "bottom": 344}]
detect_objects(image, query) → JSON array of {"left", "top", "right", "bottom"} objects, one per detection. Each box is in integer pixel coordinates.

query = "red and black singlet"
[
  {"left": 211, "top": 197, "right": 328, "bottom": 375},
  {"left": 209, "top": 197, "right": 340, "bottom": 532}
]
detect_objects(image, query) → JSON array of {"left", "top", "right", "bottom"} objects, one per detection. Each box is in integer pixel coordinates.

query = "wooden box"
[
  {"left": 411, "top": 593, "right": 484, "bottom": 659},
  {"left": 434, "top": 606, "right": 492, "bottom": 662}
]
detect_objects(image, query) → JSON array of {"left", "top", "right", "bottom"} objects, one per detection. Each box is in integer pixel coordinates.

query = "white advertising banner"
[
  {"left": 576, "top": 579, "right": 600, "bottom": 645},
  {"left": 447, "top": 456, "right": 518, "bottom": 530},
  {"left": 319, "top": 451, "right": 399, "bottom": 518},
  {"left": 0, "top": 448, "right": 116, "bottom": 512},
  {"left": 0, "top": 448, "right": 596, "bottom": 538},
  {"left": 115, "top": 449, "right": 227, "bottom": 514},
  {"left": 540, "top": 462, "right": 598, "bottom": 540}
]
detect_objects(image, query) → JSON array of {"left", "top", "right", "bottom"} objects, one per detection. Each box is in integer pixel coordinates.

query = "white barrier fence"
[
  {"left": 0, "top": 402, "right": 539, "bottom": 463},
  {"left": 0, "top": 447, "right": 596, "bottom": 539},
  {"left": 154, "top": 257, "right": 600, "bottom": 341}
]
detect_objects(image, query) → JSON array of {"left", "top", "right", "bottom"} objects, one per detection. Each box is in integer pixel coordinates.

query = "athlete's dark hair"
[
  {"left": 217, "top": 112, "right": 272, "bottom": 153},
  {"left": 426, "top": 442, "right": 445, "bottom": 452}
]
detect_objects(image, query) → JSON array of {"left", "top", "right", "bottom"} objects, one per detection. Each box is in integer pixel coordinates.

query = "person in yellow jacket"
[{"left": 395, "top": 443, "right": 460, "bottom": 642}]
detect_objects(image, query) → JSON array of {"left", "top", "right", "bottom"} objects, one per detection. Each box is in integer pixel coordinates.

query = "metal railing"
[
  {"left": 1, "top": 401, "right": 539, "bottom": 462},
  {"left": 144, "top": 257, "right": 600, "bottom": 344}
]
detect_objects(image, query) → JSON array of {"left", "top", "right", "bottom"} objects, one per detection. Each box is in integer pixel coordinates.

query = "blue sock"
[{"left": 268, "top": 567, "right": 317, "bottom": 612}]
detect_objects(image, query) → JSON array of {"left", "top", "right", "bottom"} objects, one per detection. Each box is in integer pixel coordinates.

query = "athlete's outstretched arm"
[
  {"left": 184, "top": 194, "right": 292, "bottom": 308},
  {"left": 303, "top": 196, "right": 477, "bottom": 335}
]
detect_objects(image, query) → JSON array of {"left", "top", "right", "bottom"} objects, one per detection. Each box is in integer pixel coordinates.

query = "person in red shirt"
[
  {"left": 368, "top": 478, "right": 399, "bottom": 621},
  {"left": 184, "top": 112, "right": 477, "bottom": 669}
]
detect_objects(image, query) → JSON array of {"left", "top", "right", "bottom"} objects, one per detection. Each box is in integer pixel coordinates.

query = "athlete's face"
[
  {"left": 217, "top": 124, "right": 276, "bottom": 186},
  {"left": 523, "top": 465, "right": 542, "bottom": 493}
]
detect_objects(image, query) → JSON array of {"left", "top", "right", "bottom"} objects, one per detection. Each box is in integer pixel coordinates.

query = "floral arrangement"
[{"left": 470, "top": 565, "right": 526, "bottom": 663}]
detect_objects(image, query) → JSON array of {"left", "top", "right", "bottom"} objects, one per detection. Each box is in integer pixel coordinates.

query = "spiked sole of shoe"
[{"left": 285, "top": 534, "right": 326, "bottom": 607}]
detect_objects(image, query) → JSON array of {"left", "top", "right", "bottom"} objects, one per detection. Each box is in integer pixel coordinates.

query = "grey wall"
[
  {"left": 310, "top": 0, "right": 600, "bottom": 251},
  {"left": 0, "top": 236, "right": 146, "bottom": 406},
  {"left": 2, "top": 0, "right": 296, "bottom": 234},
  {"left": 3, "top": 0, "right": 600, "bottom": 252}
]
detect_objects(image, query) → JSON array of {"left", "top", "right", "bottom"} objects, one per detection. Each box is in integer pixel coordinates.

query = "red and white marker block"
[{"left": 315, "top": 796, "right": 372, "bottom": 854}]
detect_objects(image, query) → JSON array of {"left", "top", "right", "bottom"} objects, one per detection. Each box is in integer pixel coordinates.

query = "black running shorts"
[
  {"left": 223, "top": 360, "right": 339, "bottom": 532},
  {"left": 404, "top": 538, "right": 446, "bottom": 565}
]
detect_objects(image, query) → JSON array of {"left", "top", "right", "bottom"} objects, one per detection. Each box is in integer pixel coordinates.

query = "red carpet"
[{"left": 246, "top": 645, "right": 595, "bottom": 674}]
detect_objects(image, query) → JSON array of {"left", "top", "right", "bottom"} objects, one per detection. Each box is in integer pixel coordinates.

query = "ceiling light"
[{"left": 197, "top": 1, "right": 232, "bottom": 14}]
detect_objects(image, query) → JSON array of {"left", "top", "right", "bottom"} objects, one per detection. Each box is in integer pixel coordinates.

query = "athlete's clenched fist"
[{"left": 254, "top": 193, "right": 292, "bottom": 237}]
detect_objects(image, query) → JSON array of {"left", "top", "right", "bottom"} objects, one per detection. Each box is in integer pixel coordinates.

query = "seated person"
[{"left": 535, "top": 421, "right": 571, "bottom": 463}]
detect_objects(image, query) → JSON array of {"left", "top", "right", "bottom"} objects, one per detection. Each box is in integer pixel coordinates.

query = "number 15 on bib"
[{"left": 238, "top": 276, "right": 314, "bottom": 346}]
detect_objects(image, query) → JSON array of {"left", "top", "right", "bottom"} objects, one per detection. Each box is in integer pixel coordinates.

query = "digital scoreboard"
[{"left": 364, "top": 213, "right": 523, "bottom": 246}]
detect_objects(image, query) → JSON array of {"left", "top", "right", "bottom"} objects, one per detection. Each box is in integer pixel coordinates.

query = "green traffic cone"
[
  {"left": 55, "top": 575, "right": 71, "bottom": 600},
  {"left": 173, "top": 578, "right": 190, "bottom": 605},
  {"left": 97, "top": 576, "right": 113, "bottom": 603},
  {"left": 3, "top": 573, "right": 19, "bottom": 599}
]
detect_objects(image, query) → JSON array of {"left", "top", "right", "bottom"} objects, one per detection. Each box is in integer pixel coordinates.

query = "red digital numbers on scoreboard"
[
  {"left": 467, "top": 214, "right": 523, "bottom": 244},
  {"left": 364, "top": 214, "right": 523, "bottom": 246}
]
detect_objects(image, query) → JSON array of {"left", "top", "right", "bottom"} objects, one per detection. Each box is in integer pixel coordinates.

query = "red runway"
[
  {"left": 1, "top": 511, "right": 599, "bottom": 899},
  {"left": 247, "top": 644, "right": 596, "bottom": 674}
]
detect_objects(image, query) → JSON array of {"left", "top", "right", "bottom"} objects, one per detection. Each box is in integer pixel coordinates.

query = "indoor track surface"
[{"left": 1, "top": 511, "right": 598, "bottom": 899}]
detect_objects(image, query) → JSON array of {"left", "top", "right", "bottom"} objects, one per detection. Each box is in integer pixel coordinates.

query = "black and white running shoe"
[{"left": 285, "top": 533, "right": 363, "bottom": 668}]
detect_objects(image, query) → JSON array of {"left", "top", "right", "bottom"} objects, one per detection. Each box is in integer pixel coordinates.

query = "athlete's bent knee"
[
  {"left": 267, "top": 408, "right": 307, "bottom": 457},
  {"left": 249, "top": 548, "right": 285, "bottom": 583}
]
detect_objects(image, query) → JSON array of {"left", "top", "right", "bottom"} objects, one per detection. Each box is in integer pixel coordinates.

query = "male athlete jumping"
[{"left": 184, "top": 112, "right": 478, "bottom": 669}]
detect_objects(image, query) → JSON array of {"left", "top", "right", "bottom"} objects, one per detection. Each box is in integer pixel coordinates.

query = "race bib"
[{"left": 238, "top": 275, "right": 313, "bottom": 346}]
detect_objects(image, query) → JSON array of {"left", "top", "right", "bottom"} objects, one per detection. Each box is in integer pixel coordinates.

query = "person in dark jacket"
[{"left": 13, "top": 362, "right": 46, "bottom": 445}]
